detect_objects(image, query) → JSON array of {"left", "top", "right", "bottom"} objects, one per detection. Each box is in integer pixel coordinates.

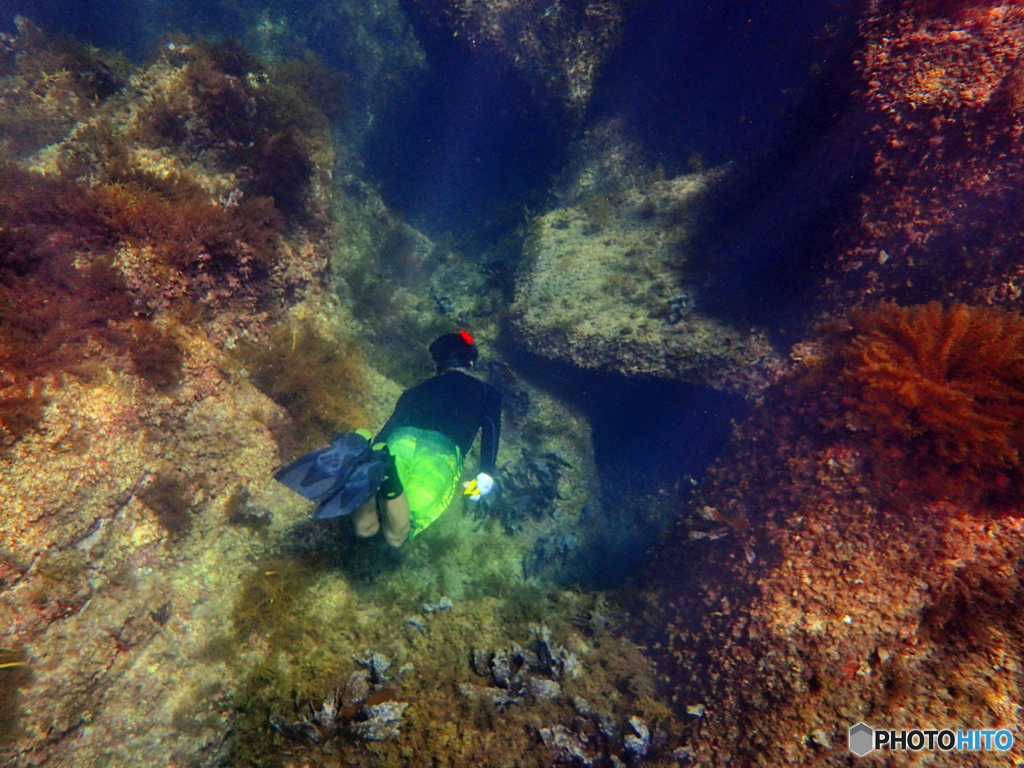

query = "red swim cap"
[{"left": 429, "top": 331, "right": 478, "bottom": 369}]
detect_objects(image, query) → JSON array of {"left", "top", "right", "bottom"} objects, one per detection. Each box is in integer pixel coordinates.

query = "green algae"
[
  {"left": 231, "top": 555, "right": 325, "bottom": 647},
  {"left": 235, "top": 319, "right": 368, "bottom": 455},
  {"left": 170, "top": 683, "right": 225, "bottom": 738},
  {"left": 227, "top": 657, "right": 291, "bottom": 768},
  {"left": 199, "top": 634, "right": 237, "bottom": 665},
  {"left": 218, "top": 530, "right": 683, "bottom": 767}
]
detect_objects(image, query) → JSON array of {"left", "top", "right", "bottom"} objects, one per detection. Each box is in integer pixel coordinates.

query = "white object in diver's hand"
[{"left": 462, "top": 472, "right": 495, "bottom": 501}]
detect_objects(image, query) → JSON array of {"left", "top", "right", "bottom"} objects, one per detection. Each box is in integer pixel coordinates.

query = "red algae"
[
  {"left": 825, "top": 0, "right": 1024, "bottom": 310},
  {"left": 0, "top": 23, "right": 372, "bottom": 768},
  {"left": 641, "top": 355, "right": 1024, "bottom": 766},
  {"left": 0, "top": 27, "right": 340, "bottom": 443},
  {"left": 830, "top": 301, "right": 1024, "bottom": 509},
  {"left": 93, "top": 178, "right": 282, "bottom": 278}
]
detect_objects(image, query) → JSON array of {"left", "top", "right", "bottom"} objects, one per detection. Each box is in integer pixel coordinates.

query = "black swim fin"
[{"left": 274, "top": 432, "right": 385, "bottom": 518}]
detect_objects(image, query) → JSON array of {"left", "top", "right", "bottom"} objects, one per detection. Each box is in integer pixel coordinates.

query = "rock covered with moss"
[
  {"left": 330, "top": 180, "right": 506, "bottom": 388},
  {"left": 512, "top": 164, "right": 783, "bottom": 397},
  {"left": 0, "top": 332, "right": 302, "bottom": 765},
  {"left": 0, "top": 25, "right": 674, "bottom": 767},
  {"left": 0, "top": 26, "right": 373, "bottom": 768}
]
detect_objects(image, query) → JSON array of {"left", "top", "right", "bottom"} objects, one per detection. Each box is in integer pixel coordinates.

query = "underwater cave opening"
[
  {"left": 361, "top": 34, "right": 570, "bottom": 253},
  {"left": 506, "top": 349, "right": 747, "bottom": 589}
]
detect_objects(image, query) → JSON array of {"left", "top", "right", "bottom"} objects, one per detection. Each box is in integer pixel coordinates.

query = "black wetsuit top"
[{"left": 375, "top": 370, "right": 502, "bottom": 474}]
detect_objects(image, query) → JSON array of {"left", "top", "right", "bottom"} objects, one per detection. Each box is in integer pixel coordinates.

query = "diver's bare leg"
[
  {"left": 352, "top": 500, "right": 381, "bottom": 538},
  {"left": 382, "top": 494, "right": 410, "bottom": 548}
]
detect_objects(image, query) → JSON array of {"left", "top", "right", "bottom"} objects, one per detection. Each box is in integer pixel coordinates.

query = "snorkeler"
[
  {"left": 353, "top": 331, "right": 501, "bottom": 547},
  {"left": 274, "top": 331, "right": 501, "bottom": 546}
]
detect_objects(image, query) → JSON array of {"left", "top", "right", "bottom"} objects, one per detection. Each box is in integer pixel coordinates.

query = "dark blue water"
[
  {"left": 597, "top": 0, "right": 873, "bottom": 331},
  {"left": 362, "top": 46, "right": 568, "bottom": 247},
  {"left": 0, "top": 0, "right": 242, "bottom": 60},
  {"left": 506, "top": 349, "right": 748, "bottom": 586}
]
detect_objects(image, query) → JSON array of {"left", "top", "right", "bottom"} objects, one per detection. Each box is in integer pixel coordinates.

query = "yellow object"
[
  {"left": 387, "top": 427, "right": 463, "bottom": 537},
  {"left": 462, "top": 478, "right": 479, "bottom": 497}
]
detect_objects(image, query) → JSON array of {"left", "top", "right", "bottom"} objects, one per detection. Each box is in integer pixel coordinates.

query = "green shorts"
[{"left": 386, "top": 427, "right": 463, "bottom": 537}]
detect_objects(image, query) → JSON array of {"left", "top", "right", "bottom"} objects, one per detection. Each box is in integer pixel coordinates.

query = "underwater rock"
[
  {"left": 350, "top": 700, "right": 409, "bottom": 741},
  {"left": 225, "top": 486, "right": 273, "bottom": 529},
  {"left": 524, "top": 529, "right": 579, "bottom": 575},
  {"left": 457, "top": 683, "right": 522, "bottom": 709},
  {"left": 595, "top": 712, "right": 618, "bottom": 742},
  {"left": 0, "top": 300, "right": 288, "bottom": 766},
  {"left": 536, "top": 709, "right": 664, "bottom": 768},
  {"left": 401, "top": 0, "right": 624, "bottom": 114},
  {"left": 0, "top": 17, "right": 124, "bottom": 159},
  {"left": 476, "top": 452, "right": 571, "bottom": 535},
  {"left": 468, "top": 627, "right": 582, "bottom": 713},
  {"left": 422, "top": 596, "right": 453, "bottom": 613},
  {"left": 476, "top": 365, "right": 601, "bottom": 589},
  {"left": 5, "top": 57, "right": 413, "bottom": 749},
  {"left": 623, "top": 716, "right": 650, "bottom": 757},
  {"left": 471, "top": 648, "right": 493, "bottom": 678},
  {"left": 269, "top": 712, "right": 325, "bottom": 743},
  {"left": 525, "top": 677, "right": 561, "bottom": 701},
  {"left": 489, "top": 649, "right": 516, "bottom": 689},
  {"left": 312, "top": 694, "right": 339, "bottom": 730},
  {"left": 512, "top": 168, "right": 783, "bottom": 397},
  {"left": 268, "top": 690, "right": 345, "bottom": 743},
  {"left": 826, "top": 1, "right": 1024, "bottom": 314},
  {"left": 571, "top": 695, "right": 593, "bottom": 717},
  {"left": 641, "top": 351, "right": 1024, "bottom": 767},
  {"left": 343, "top": 669, "right": 372, "bottom": 706},
  {"left": 228, "top": 504, "right": 273, "bottom": 529},
  {"left": 671, "top": 746, "right": 693, "bottom": 763},
  {"left": 538, "top": 725, "right": 600, "bottom": 766},
  {"left": 535, "top": 626, "right": 582, "bottom": 681},
  {"left": 666, "top": 291, "right": 699, "bottom": 325},
  {"left": 356, "top": 652, "right": 392, "bottom": 684},
  {"left": 807, "top": 728, "right": 831, "bottom": 749},
  {"left": 271, "top": 663, "right": 411, "bottom": 745}
]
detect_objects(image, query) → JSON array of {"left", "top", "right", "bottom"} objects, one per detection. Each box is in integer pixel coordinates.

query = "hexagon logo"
[{"left": 848, "top": 722, "right": 874, "bottom": 757}]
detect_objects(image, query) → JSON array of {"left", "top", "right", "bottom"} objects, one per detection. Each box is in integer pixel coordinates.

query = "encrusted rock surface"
[
  {"left": 641, "top": 351, "right": 1024, "bottom": 767},
  {"left": 825, "top": 0, "right": 1024, "bottom": 314},
  {"left": 513, "top": 167, "right": 783, "bottom": 396},
  {"left": 634, "top": 6, "right": 1024, "bottom": 759},
  {"left": 0, "top": 337, "right": 304, "bottom": 765}
]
